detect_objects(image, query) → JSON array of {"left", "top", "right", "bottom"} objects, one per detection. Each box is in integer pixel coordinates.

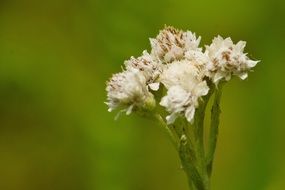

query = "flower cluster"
[{"left": 106, "top": 26, "right": 259, "bottom": 124}]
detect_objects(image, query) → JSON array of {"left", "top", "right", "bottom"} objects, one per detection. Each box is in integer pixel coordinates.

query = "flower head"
[
  {"left": 124, "top": 50, "right": 162, "bottom": 90},
  {"left": 106, "top": 69, "right": 155, "bottom": 115},
  {"left": 160, "top": 83, "right": 208, "bottom": 124},
  {"left": 160, "top": 60, "right": 205, "bottom": 90},
  {"left": 150, "top": 26, "right": 201, "bottom": 63},
  {"left": 160, "top": 60, "right": 209, "bottom": 124},
  {"left": 205, "top": 36, "right": 259, "bottom": 84}
]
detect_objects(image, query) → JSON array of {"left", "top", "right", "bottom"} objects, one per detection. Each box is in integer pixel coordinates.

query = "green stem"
[
  {"left": 155, "top": 114, "right": 179, "bottom": 151},
  {"left": 179, "top": 137, "right": 205, "bottom": 190},
  {"left": 194, "top": 94, "right": 212, "bottom": 157},
  {"left": 153, "top": 81, "right": 223, "bottom": 190},
  {"left": 195, "top": 84, "right": 215, "bottom": 154},
  {"left": 206, "top": 85, "right": 223, "bottom": 177},
  {"left": 179, "top": 86, "right": 214, "bottom": 190},
  {"left": 192, "top": 89, "right": 214, "bottom": 190}
]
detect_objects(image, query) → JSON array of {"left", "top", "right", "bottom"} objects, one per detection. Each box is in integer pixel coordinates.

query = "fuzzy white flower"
[
  {"left": 160, "top": 60, "right": 205, "bottom": 90},
  {"left": 159, "top": 60, "right": 209, "bottom": 124},
  {"left": 124, "top": 50, "right": 162, "bottom": 90},
  {"left": 106, "top": 68, "right": 154, "bottom": 115},
  {"left": 150, "top": 26, "right": 201, "bottom": 63},
  {"left": 205, "top": 36, "right": 259, "bottom": 84},
  {"left": 185, "top": 49, "right": 209, "bottom": 67}
]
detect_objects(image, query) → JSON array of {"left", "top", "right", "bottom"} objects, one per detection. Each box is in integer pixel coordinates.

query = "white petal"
[
  {"left": 160, "top": 96, "right": 168, "bottom": 107},
  {"left": 166, "top": 113, "right": 178, "bottom": 124},
  {"left": 239, "top": 72, "right": 248, "bottom": 80},
  {"left": 149, "top": 38, "right": 156, "bottom": 48},
  {"left": 236, "top": 41, "right": 246, "bottom": 51},
  {"left": 247, "top": 60, "right": 259, "bottom": 68},
  {"left": 126, "top": 105, "right": 134, "bottom": 115},
  {"left": 213, "top": 72, "right": 224, "bottom": 83},
  {"left": 149, "top": 82, "right": 160, "bottom": 91},
  {"left": 185, "top": 106, "right": 195, "bottom": 123},
  {"left": 194, "top": 81, "right": 209, "bottom": 96}
]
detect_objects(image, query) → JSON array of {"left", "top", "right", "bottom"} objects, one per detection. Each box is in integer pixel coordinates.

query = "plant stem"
[
  {"left": 206, "top": 85, "right": 223, "bottom": 177},
  {"left": 179, "top": 86, "right": 215, "bottom": 190},
  {"left": 179, "top": 138, "right": 205, "bottom": 190},
  {"left": 191, "top": 89, "right": 214, "bottom": 190},
  {"left": 154, "top": 82, "right": 224, "bottom": 190},
  {"left": 155, "top": 114, "right": 179, "bottom": 151}
]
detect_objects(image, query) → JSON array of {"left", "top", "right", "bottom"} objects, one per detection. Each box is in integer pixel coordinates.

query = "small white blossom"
[
  {"left": 185, "top": 49, "right": 209, "bottom": 67},
  {"left": 160, "top": 60, "right": 205, "bottom": 90},
  {"left": 150, "top": 26, "right": 201, "bottom": 63},
  {"left": 205, "top": 36, "right": 259, "bottom": 84},
  {"left": 124, "top": 50, "right": 162, "bottom": 90},
  {"left": 160, "top": 84, "right": 208, "bottom": 124},
  {"left": 106, "top": 68, "right": 154, "bottom": 115},
  {"left": 160, "top": 60, "right": 209, "bottom": 124}
]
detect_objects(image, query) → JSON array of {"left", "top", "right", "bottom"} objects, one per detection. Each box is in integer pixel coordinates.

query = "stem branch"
[
  {"left": 206, "top": 85, "right": 223, "bottom": 177},
  {"left": 155, "top": 114, "right": 179, "bottom": 150}
]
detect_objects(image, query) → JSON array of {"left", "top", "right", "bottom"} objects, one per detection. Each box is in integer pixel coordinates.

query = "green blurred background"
[{"left": 0, "top": 0, "right": 284, "bottom": 189}]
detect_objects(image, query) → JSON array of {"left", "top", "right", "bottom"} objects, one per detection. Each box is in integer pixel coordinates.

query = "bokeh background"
[{"left": 0, "top": 0, "right": 285, "bottom": 189}]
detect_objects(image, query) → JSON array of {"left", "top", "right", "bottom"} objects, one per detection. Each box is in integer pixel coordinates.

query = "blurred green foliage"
[{"left": 0, "top": 0, "right": 285, "bottom": 189}]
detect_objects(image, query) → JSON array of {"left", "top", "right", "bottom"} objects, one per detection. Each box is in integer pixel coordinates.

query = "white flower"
[
  {"left": 159, "top": 60, "right": 209, "bottom": 124},
  {"left": 205, "top": 36, "right": 259, "bottom": 84},
  {"left": 124, "top": 50, "right": 162, "bottom": 90},
  {"left": 160, "top": 60, "right": 205, "bottom": 90},
  {"left": 185, "top": 49, "right": 209, "bottom": 67},
  {"left": 160, "top": 84, "right": 208, "bottom": 124},
  {"left": 106, "top": 68, "right": 154, "bottom": 115},
  {"left": 150, "top": 26, "right": 201, "bottom": 63}
]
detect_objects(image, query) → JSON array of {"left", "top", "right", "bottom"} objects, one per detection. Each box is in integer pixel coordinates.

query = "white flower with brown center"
[
  {"left": 106, "top": 68, "right": 154, "bottom": 115},
  {"left": 124, "top": 50, "right": 162, "bottom": 90},
  {"left": 150, "top": 26, "right": 201, "bottom": 63},
  {"left": 159, "top": 60, "right": 209, "bottom": 124},
  {"left": 205, "top": 36, "right": 259, "bottom": 84}
]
